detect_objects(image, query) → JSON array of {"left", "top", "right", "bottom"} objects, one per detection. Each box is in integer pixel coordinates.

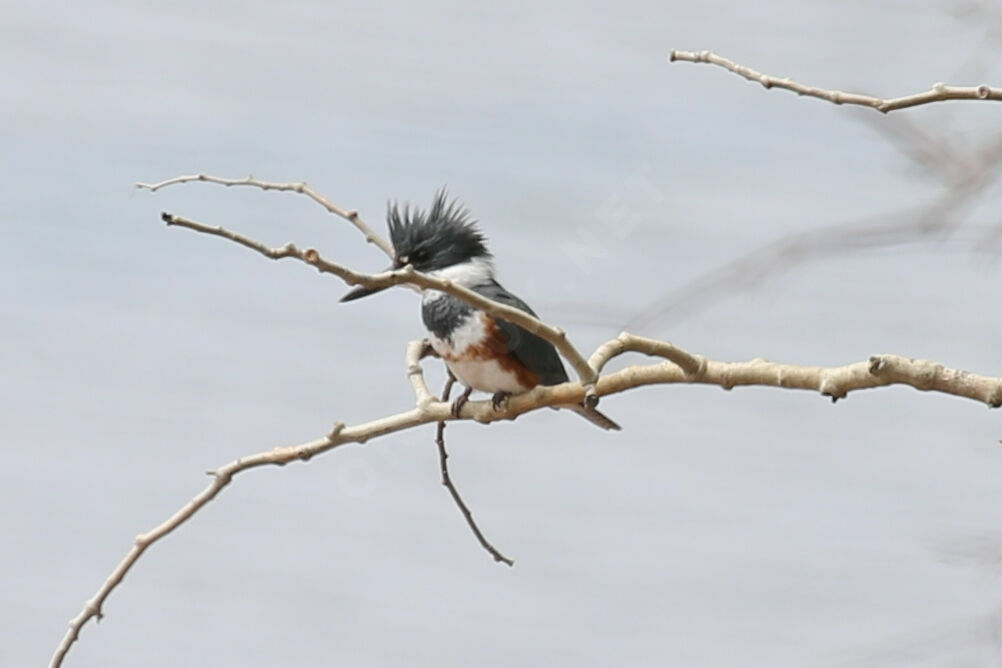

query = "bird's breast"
[{"left": 427, "top": 311, "right": 540, "bottom": 393}]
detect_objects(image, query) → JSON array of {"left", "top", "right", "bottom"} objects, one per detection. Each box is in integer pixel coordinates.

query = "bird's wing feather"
[{"left": 473, "top": 280, "right": 569, "bottom": 385}]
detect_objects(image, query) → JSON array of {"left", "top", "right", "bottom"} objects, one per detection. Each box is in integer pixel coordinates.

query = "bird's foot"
[
  {"left": 491, "top": 391, "right": 511, "bottom": 412},
  {"left": 451, "top": 386, "right": 474, "bottom": 418}
]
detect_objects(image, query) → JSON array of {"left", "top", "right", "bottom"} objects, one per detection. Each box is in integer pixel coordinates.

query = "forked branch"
[{"left": 52, "top": 330, "right": 1002, "bottom": 667}]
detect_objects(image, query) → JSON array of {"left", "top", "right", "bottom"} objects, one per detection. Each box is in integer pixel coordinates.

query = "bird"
[{"left": 340, "top": 190, "right": 620, "bottom": 431}]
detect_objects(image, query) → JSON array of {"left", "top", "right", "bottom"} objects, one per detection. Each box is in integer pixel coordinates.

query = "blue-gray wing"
[{"left": 472, "top": 280, "right": 569, "bottom": 386}]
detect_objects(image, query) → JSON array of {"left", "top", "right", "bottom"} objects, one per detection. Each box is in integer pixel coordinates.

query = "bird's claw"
[
  {"left": 451, "top": 386, "right": 473, "bottom": 418},
  {"left": 491, "top": 391, "right": 511, "bottom": 411}
]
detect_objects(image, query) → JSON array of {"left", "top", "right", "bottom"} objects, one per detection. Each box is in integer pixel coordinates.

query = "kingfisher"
[{"left": 341, "top": 190, "right": 620, "bottom": 431}]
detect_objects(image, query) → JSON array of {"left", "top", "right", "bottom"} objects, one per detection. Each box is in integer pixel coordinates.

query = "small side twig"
[
  {"left": 669, "top": 50, "right": 1002, "bottom": 113},
  {"left": 136, "top": 173, "right": 394, "bottom": 258},
  {"left": 589, "top": 332, "right": 705, "bottom": 376},
  {"left": 406, "top": 339, "right": 438, "bottom": 407},
  {"left": 436, "top": 374, "right": 514, "bottom": 566},
  {"left": 585, "top": 332, "right": 706, "bottom": 405}
]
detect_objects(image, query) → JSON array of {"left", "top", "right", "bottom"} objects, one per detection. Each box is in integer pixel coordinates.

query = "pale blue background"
[{"left": 5, "top": 1, "right": 1002, "bottom": 666}]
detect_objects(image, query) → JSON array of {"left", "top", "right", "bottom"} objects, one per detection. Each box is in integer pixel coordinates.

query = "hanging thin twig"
[{"left": 436, "top": 374, "right": 514, "bottom": 566}]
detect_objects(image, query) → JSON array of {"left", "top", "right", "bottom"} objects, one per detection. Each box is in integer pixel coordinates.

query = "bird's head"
[{"left": 341, "top": 190, "right": 492, "bottom": 302}]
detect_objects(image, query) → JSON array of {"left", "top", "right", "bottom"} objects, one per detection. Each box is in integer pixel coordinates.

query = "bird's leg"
[
  {"left": 491, "top": 391, "right": 511, "bottom": 412},
  {"left": 451, "top": 386, "right": 474, "bottom": 418}
]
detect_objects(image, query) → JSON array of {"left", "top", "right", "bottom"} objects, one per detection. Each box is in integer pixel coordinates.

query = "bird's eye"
[{"left": 411, "top": 249, "right": 428, "bottom": 263}]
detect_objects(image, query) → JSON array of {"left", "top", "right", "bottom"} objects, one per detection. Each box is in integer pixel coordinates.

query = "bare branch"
[
  {"left": 436, "top": 375, "right": 514, "bottom": 566},
  {"left": 136, "top": 174, "right": 394, "bottom": 258},
  {"left": 50, "top": 338, "right": 1002, "bottom": 666},
  {"left": 160, "top": 212, "right": 598, "bottom": 385},
  {"left": 669, "top": 50, "right": 1002, "bottom": 112},
  {"left": 588, "top": 352, "right": 1002, "bottom": 407}
]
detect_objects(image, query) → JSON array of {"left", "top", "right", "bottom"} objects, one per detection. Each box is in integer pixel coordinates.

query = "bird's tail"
[{"left": 567, "top": 404, "right": 621, "bottom": 431}]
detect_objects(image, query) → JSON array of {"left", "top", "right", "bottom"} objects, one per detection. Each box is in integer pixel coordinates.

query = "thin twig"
[
  {"left": 436, "top": 374, "right": 514, "bottom": 566},
  {"left": 669, "top": 50, "right": 1002, "bottom": 113},
  {"left": 136, "top": 174, "right": 394, "bottom": 257},
  {"left": 160, "top": 211, "right": 598, "bottom": 385}
]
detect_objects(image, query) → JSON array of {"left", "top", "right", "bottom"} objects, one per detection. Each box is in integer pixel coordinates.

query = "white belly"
[{"left": 444, "top": 357, "right": 529, "bottom": 393}]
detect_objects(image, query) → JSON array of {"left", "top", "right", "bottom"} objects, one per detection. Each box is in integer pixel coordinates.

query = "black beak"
[
  {"left": 340, "top": 284, "right": 390, "bottom": 302},
  {"left": 340, "top": 262, "right": 399, "bottom": 302}
]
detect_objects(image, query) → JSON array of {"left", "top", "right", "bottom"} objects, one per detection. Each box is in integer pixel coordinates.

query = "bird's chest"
[{"left": 422, "top": 298, "right": 533, "bottom": 394}]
